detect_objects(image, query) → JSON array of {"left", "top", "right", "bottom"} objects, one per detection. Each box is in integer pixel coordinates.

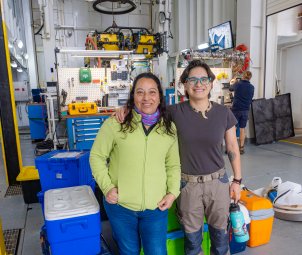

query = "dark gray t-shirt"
[{"left": 168, "top": 101, "right": 237, "bottom": 175}]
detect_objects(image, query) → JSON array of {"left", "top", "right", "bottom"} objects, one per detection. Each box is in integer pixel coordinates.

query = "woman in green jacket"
[{"left": 90, "top": 72, "right": 181, "bottom": 255}]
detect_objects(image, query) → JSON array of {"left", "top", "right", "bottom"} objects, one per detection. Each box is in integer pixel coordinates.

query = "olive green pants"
[{"left": 177, "top": 172, "right": 231, "bottom": 255}]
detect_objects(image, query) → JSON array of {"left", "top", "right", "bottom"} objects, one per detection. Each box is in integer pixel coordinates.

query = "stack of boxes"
[{"left": 35, "top": 150, "right": 101, "bottom": 255}]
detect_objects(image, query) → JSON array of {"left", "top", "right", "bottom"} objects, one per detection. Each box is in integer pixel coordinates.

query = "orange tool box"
[
  {"left": 68, "top": 102, "right": 98, "bottom": 115},
  {"left": 239, "top": 189, "right": 274, "bottom": 247}
]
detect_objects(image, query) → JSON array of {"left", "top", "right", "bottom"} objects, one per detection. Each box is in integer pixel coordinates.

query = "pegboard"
[{"left": 58, "top": 68, "right": 111, "bottom": 105}]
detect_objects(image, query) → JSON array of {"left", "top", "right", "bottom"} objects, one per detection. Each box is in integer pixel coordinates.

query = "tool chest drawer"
[{"left": 66, "top": 116, "right": 109, "bottom": 150}]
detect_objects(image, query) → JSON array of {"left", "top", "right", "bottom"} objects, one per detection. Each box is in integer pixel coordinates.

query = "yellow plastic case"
[
  {"left": 99, "top": 33, "right": 119, "bottom": 50},
  {"left": 68, "top": 103, "right": 98, "bottom": 115},
  {"left": 136, "top": 35, "right": 156, "bottom": 54}
]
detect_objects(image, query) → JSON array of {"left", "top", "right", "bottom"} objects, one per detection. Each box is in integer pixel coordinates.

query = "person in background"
[
  {"left": 230, "top": 71, "right": 254, "bottom": 154},
  {"left": 90, "top": 72, "right": 180, "bottom": 255},
  {"left": 116, "top": 60, "right": 242, "bottom": 255}
]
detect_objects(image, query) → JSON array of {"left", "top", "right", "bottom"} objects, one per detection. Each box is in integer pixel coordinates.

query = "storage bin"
[
  {"left": 35, "top": 150, "right": 95, "bottom": 192},
  {"left": 45, "top": 185, "right": 101, "bottom": 255},
  {"left": 16, "top": 166, "right": 41, "bottom": 203},
  {"left": 141, "top": 225, "right": 210, "bottom": 255},
  {"left": 240, "top": 190, "right": 274, "bottom": 247}
]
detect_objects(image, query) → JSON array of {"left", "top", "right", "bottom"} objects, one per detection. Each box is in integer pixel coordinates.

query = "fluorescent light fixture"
[
  {"left": 59, "top": 49, "right": 133, "bottom": 56},
  {"left": 17, "top": 67, "right": 23, "bottom": 72},
  {"left": 16, "top": 39, "right": 23, "bottom": 49},
  {"left": 58, "top": 49, "right": 133, "bottom": 59},
  {"left": 10, "top": 61, "right": 17, "bottom": 68},
  {"left": 23, "top": 53, "right": 29, "bottom": 60},
  {"left": 123, "top": 54, "right": 147, "bottom": 60},
  {"left": 198, "top": 43, "right": 209, "bottom": 50},
  {"left": 71, "top": 54, "right": 121, "bottom": 58}
]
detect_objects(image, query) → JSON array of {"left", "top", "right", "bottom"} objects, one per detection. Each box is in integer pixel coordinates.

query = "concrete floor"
[{"left": 1, "top": 135, "right": 302, "bottom": 255}]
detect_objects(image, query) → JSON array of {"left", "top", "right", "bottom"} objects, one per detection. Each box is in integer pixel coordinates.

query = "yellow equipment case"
[
  {"left": 99, "top": 33, "right": 120, "bottom": 50},
  {"left": 135, "top": 34, "right": 156, "bottom": 54},
  {"left": 68, "top": 102, "right": 98, "bottom": 115}
]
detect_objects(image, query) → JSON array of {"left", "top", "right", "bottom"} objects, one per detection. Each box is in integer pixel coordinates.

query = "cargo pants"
[{"left": 176, "top": 170, "right": 231, "bottom": 255}]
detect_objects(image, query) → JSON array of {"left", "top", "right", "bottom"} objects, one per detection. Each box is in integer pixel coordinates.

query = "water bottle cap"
[{"left": 229, "top": 203, "right": 240, "bottom": 212}]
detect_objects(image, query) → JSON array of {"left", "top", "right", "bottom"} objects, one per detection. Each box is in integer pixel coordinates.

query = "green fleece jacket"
[{"left": 90, "top": 111, "right": 180, "bottom": 211}]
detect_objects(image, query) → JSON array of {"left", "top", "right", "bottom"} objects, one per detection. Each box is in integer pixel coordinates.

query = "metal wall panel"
[{"left": 266, "top": 0, "right": 302, "bottom": 16}]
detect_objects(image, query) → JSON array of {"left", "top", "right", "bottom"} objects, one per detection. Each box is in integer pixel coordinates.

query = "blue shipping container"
[{"left": 35, "top": 150, "right": 95, "bottom": 192}]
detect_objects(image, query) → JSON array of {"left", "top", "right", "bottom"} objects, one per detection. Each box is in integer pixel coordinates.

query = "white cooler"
[{"left": 45, "top": 185, "right": 101, "bottom": 255}]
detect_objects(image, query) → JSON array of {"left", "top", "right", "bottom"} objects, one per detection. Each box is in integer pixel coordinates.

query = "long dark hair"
[
  {"left": 121, "top": 72, "right": 175, "bottom": 136},
  {"left": 180, "top": 60, "right": 216, "bottom": 99}
]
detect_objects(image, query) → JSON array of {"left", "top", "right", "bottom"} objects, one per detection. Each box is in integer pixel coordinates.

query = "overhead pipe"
[{"left": 37, "top": 0, "right": 50, "bottom": 38}]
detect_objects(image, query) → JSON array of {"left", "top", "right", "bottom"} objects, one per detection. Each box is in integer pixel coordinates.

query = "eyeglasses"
[{"left": 186, "top": 77, "right": 212, "bottom": 87}]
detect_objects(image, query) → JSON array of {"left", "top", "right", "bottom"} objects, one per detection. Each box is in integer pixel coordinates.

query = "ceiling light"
[
  {"left": 71, "top": 54, "right": 121, "bottom": 58},
  {"left": 10, "top": 61, "right": 17, "bottom": 68},
  {"left": 58, "top": 49, "right": 133, "bottom": 58},
  {"left": 16, "top": 39, "right": 23, "bottom": 49},
  {"left": 23, "top": 53, "right": 29, "bottom": 60},
  {"left": 17, "top": 67, "right": 23, "bottom": 72},
  {"left": 198, "top": 43, "right": 209, "bottom": 50},
  {"left": 93, "top": 0, "right": 136, "bottom": 15}
]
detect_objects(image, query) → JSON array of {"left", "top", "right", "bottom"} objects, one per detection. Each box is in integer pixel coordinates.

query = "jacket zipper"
[
  {"left": 141, "top": 135, "right": 148, "bottom": 211},
  {"left": 140, "top": 123, "right": 156, "bottom": 211}
]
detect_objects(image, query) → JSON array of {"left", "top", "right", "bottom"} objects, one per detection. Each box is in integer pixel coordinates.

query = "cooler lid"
[
  {"left": 35, "top": 150, "right": 88, "bottom": 162},
  {"left": 240, "top": 190, "right": 273, "bottom": 211},
  {"left": 51, "top": 151, "right": 83, "bottom": 159},
  {"left": 44, "top": 185, "right": 99, "bottom": 221}
]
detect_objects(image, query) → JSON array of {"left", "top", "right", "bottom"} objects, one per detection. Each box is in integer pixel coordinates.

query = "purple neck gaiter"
[{"left": 134, "top": 106, "right": 160, "bottom": 126}]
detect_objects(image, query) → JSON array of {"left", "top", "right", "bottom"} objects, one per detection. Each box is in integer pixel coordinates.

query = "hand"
[
  {"left": 106, "top": 187, "right": 119, "bottom": 204},
  {"left": 230, "top": 182, "right": 241, "bottom": 203},
  {"left": 115, "top": 106, "right": 128, "bottom": 123},
  {"left": 158, "top": 193, "right": 176, "bottom": 211}
]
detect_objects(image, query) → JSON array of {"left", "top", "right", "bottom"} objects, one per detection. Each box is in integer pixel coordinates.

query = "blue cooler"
[
  {"left": 35, "top": 150, "right": 95, "bottom": 192},
  {"left": 45, "top": 185, "right": 101, "bottom": 255}
]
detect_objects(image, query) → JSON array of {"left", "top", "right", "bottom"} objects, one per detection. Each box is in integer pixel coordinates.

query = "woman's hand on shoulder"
[
  {"left": 158, "top": 193, "right": 176, "bottom": 211},
  {"left": 106, "top": 187, "right": 119, "bottom": 204},
  {"left": 114, "top": 106, "right": 128, "bottom": 123}
]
